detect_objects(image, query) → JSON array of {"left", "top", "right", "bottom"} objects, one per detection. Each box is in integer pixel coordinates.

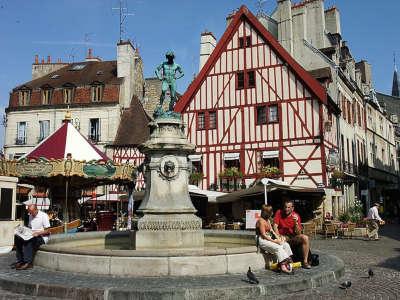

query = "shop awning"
[
  {"left": 188, "top": 154, "right": 202, "bottom": 162},
  {"left": 223, "top": 153, "right": 240, "bottom": 161},
  {"left": 188, "top": 185, "right": 227, "bottom": 203},
  {"left": 262, "top": 150, "right": 279, "bottom": 159},
  {"left": 216, "top": 179, "right": 325, "bottom": 203}
]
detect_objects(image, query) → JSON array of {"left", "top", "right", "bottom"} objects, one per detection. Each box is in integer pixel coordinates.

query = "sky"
[{"left": 0, "top": 0, "right": 399, "bottom": 147}]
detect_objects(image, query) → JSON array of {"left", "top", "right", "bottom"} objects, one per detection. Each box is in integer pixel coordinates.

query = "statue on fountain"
[{"left": 154, "top": 51, "right": 184, "bottom": 118}]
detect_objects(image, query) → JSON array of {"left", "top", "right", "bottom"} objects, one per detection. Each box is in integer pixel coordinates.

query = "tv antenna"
[
  {"left": 256, "top": 0, "right": 267, "bottom": 16},
  {"left": 112, "top": 0, "right": 134, "bottom": 42}
]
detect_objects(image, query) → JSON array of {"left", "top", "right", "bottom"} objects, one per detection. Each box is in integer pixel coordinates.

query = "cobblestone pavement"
[
  {"left": 0, "top": 224, "right": 399, "bottom": 299},
  {"left": 277, "top": 223, "right": 400, "bottom": 299}
]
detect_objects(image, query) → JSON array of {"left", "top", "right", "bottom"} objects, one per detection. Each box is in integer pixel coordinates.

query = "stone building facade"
[
  {"left": 266, "top": 0, "right": 398, "bottom": 216},
  {"left": 4, "top": 41, "right": 144, "bottom": 160}
]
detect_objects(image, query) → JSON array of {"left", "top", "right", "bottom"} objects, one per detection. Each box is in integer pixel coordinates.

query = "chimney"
[
  {"left": 32, "top": 55, "right": 69, "bottom": 80},
  {"left": 199, "top": 31, "right": 216, "bottom": 71},
  {"left": 117, "top": 40, "right": 136, "bottom": 108},
  {"left": 85, "top": 48, "right": 102, "bottom": 62},
  {"left": 355, "top": 60, "right": 373, "bottom": 91},
  {"left": 325, "top": 6, "right": 341, "bottom": 35},
  {"left": 275, "top": 0, "right": 293, "bottom": 54},
  {"left": 226, "top": 9, "right": 237, "bottom": 27}
]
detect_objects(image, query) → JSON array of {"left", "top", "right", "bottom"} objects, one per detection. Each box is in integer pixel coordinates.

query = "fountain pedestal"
[{"left": 134, "top": 116, "right": 204, "bottom": 249}]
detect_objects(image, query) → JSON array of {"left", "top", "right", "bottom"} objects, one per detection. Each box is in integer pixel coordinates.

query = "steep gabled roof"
[
  {"left": 111, "top": 95, "right": 152, "bottom": 147},
  {"left": 175, "top": 5, "right": 326, "bottom": 112}
]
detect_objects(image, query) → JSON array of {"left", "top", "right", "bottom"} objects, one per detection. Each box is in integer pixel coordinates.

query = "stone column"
[{"left": 134, "top": 117, "right": 204, "bottom": 249}]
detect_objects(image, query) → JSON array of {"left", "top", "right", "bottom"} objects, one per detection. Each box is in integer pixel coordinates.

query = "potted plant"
[
  {"left": 259, "top": 166, "right": 282, "bottom": 179},
  {"left": 189, "top": 172, "right": 204, "bottom": 185}
]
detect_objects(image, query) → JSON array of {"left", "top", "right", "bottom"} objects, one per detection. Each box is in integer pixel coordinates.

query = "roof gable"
[
  {"left": 175, "top": 5, "right": 326, "bottom": 112},
  {"left": 112, "top": 95, "right": 151, "bottom": 147}
]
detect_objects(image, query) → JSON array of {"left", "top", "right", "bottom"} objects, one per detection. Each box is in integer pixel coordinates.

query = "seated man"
[
  {"left": 13, "top": 204, "right": 50, "bottom": 270},
  {"left": 273, "top": 199, "right": 311, "bottom": 269}
]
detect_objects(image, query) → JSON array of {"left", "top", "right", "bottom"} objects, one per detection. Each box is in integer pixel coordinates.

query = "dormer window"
[
  {"left": 41, "top": 88, "right": 53, "bottom": 105},
  {"left": 63, "top": 87, "right": 74, "bottom": 104},
  {"left": 18, "top": 89, "right": 31, "bottom": 106},
  {"left": 91, "top": 83, "right": 104, "bottom": 102}
]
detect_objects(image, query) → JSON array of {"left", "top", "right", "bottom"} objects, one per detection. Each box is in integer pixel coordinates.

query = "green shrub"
[{"left": 338, "top": 213, "right": 350, "bottom": 223}]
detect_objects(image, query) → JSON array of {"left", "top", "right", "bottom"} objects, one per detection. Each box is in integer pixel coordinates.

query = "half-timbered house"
[{"left": 175, "top": 6, "right": 338, "bottom": 192}]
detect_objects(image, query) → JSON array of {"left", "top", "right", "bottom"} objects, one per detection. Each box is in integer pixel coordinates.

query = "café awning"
[{"left": 216, "top": 179, "right": 325, "bottom": 203}]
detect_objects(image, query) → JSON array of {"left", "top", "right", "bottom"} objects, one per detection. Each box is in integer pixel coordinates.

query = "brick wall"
[{"left": 8, "top": 84, "right": 120, "bottom": 109}]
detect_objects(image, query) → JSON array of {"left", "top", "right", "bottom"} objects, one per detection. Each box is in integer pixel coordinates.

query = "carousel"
[{"left": 0, "top": 112, "right": 135, "bottom": 232}]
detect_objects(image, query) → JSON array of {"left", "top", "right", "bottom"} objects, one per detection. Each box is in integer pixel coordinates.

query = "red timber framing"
[
  {"left": 112, "top": 146, "right": 145, "bottom": 189},
  {"left": 175, "top": 5, "right": 334, "bottom": 190}
]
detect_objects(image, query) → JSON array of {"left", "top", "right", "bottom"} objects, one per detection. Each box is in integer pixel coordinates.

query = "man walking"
[
  {"left": 366, "top": 202, "right": 385, "bottom": 241},
  {"left": 13, "top": 204, "right": 50, "bottom": 270}
]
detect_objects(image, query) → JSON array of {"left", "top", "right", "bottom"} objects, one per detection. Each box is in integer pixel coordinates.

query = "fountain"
[
  {"left": 34, "top": 114, "right": 266, "bottom": 276},
  {"left": 33, "top": 52, "right": 266, "bottom": 277}
]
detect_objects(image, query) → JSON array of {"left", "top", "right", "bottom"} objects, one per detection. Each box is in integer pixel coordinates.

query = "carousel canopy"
[{"left": 24, "top": 120, "right": 109, "bottom": 161}]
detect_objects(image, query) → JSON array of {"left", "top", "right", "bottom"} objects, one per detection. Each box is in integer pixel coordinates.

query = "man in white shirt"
[
  {"left": 14, "top": 204, "right": 50, "bottom": 270},
  {"left": 366, "top": 203, "right": 385, "bottom": 241}
]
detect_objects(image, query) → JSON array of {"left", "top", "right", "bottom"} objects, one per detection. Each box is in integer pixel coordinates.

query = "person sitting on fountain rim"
[
  {"left": 273, "top": 198, "right": 312, "bottom": 269},
  {"left": 13, "top": 204, "right": 50, "bottom": 270},
  {"left": 256, "top": 205, "right": 293, "bottom": 274}
]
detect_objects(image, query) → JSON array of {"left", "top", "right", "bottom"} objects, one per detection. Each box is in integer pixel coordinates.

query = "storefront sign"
[{"left": 246, "top": 209, "right": 261, "bottom": 229}]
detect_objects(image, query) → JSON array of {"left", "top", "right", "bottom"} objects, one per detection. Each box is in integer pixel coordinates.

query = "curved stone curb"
[{"left": 0, "top": 251, "right": 344, "bottom": 300}]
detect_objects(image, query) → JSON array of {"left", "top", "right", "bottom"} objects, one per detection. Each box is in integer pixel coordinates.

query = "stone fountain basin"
[{"left": 35, "top": 230, "right": 265, "bottom": 277}]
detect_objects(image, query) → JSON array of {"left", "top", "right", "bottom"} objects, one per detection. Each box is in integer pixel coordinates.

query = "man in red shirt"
[{"left": 273, "top": 199, "right": 311, "bottom": 268}]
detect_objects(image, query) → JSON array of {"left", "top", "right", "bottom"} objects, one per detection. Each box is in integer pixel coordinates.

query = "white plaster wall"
[{"left": 4, "top": 105, "right": 120, "bottom": 159}]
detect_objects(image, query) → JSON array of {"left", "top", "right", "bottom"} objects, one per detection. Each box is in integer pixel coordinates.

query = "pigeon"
[
  {"left": 339, "top": 280, "right": 352, "bottom": 289},
  {"left": 368, "top": 268, "right": 374, "bottom": 278},
  {"left": 247, "top": 267, "right": 259, "bottom": 284}
]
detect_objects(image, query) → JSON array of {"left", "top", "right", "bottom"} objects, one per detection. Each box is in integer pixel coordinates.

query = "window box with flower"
[
  {"left": 258, "top": 165, "right": 282, "bottom": 179},
  {"left": 218, "top": 167, "right": 243, "bottom": 192}
]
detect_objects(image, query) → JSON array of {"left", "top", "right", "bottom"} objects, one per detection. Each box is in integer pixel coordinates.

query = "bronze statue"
[{"left": 155, "top": 51, "right": 184, "bottom": 113}]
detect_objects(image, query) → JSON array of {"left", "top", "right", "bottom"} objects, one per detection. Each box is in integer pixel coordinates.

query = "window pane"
[
  {"left": 247, "top": 71, "right": 255, "bottom": 88},
  {"left": 209, "top": 111, "right": 217, "bottom": 129},
  {"left": 268, "top": 105, "right": 278, "bottom": 122},
  {"left": 198, "top": 112, "right": 205, "bottom": 130},
  {"left": 89, "top": 118, "right": 100, "bottom": 142},
  {"left": 246, "top": 36, "right": 251, "bottom": 47},
  {"left": 256, "top": 106, "right": 266, "bottom": 125},
  {"left": 239, "top": 37, "right": 244, "bottom": 48},
  {"left": 237, "top": 72, "right": 244, "bottom": 89}
]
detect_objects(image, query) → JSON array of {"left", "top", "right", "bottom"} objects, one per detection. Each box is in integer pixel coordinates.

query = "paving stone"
[{"left": 0, "top": 224, "right": 398, "bottom": 299}]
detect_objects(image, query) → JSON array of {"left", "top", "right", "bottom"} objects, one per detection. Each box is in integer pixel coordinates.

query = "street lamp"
[{"left": 261, "top": 178, "right": 269, "bottom": 205}]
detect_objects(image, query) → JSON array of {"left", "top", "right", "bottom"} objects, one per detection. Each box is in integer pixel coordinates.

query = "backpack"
[{"left": 310, "top": 253, "right": 319, "bottom": 266}]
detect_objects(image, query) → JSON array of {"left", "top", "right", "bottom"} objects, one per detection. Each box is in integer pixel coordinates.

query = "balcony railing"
[
  {"left": 15, "top": 137, "right": 27, "bottom": 145},
  {"left": 88, "top": 134, "right": 100, "bottom": 143},
  {"left": 342, "top": 161, "right": 356, "bottom": 175}
]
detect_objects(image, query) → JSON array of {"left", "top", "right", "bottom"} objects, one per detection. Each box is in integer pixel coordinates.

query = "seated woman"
[{"left": 255, "top": 205, "right": 293, "bottom": 274}]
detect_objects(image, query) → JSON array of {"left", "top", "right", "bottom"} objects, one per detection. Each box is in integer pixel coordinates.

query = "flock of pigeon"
[{"left": 245, "top": 266, "right": 375, "bottom": 291}]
